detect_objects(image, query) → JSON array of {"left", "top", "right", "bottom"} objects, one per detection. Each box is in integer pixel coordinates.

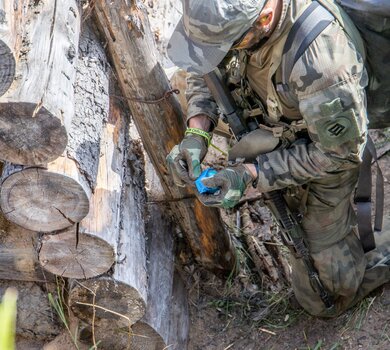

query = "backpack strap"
[
  {"left": 279, "top": 1, "right": 384, "bottom": 252},
  {"left": 279, "top": 1, "right": 335, "bottom": 92},
  {"left": 354, "top": 136, "right": 384, "bottom": 253}
]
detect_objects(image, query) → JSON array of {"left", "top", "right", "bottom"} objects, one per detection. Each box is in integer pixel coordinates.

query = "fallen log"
[
  {"left": 0, "top": 162, "right": 90, "bottom": 232},
  {"left": 68, "top": 128, "right": 148, "bottom": 327},
  {"left": 93, "top": 0, "right": 236, "bottom": 275},
  {"left": 0, "top": 0, "right": 21, "bottom": 96},
  {"left": 76, "top": 204, "right": 189, "bottom": 350},
  {"left": 38, "top": 227, "right": 115, "bottom": 279},
  {"left": 38, "top": 85, "right": 137, "bottom": 278},
  {"left": 0, "top": 21, "right": 112, "bottom": 232},
  {"left": 167, "top": 270, "right": 190, "bottom": 350},
  {"left": 129, "top": 203, "right": 175, "bottom": 350},
  {"left": 0, "top": 0, "right": 81, "bottom": 165},
  {"left": 38, "top": 24, "right": 146, "bottom": 281}
]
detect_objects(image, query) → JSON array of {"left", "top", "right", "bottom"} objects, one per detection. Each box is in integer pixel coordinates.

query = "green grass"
[
  {"left": 48, "top": 279, "right": 100, "bottom": 349},
  {"left": 341, "top": 296, "right": 376, "bottom": 333}
]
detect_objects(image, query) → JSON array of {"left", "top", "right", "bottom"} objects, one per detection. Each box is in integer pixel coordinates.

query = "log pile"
[{"left": 0, "top": 2, "right": 193, "bottom": 348}]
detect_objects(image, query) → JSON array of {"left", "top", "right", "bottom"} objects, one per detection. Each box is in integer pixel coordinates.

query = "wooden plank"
[{"left": 93, "top": 0, "right": 235, "bottom": 274}]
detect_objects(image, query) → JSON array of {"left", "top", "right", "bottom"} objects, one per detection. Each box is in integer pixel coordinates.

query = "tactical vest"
[{"left": 225, "top": 0, "right": 388, "bottom": 252}]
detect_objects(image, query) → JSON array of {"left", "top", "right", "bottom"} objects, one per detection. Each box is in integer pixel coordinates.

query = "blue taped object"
[{"left": 195, "top": 168, "right": 219, "bottom": 194}]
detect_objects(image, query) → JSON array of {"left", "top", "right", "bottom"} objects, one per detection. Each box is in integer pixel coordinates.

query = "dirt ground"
[{"left": 184, "top": 129, "right": 390, "bottom": 350}]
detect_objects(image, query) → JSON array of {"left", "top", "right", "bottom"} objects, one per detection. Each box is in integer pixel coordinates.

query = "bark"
[
  {"left": 167, "top": 270, "right": 190, "bottom": 350},
  {"left": 129, "top": 203, "right": 175, "bottom": 350},
  {"left": 93, "top": 0, "right": 235, "bottom": 275},
  {"left": 68, "top": 131, "right": 148, "bottom": 328},
  {"left": 0, "top": 0, "right": 81, "bottom": 165}
]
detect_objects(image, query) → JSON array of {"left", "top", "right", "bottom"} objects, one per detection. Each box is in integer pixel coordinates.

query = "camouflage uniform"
[{"left": 169, "top": 0, "right": 390, "bottom": 316}]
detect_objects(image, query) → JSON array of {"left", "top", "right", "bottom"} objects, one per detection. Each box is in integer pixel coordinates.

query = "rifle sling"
[{"left": 354, "top": 135, "right": 384, "bottom": 252}]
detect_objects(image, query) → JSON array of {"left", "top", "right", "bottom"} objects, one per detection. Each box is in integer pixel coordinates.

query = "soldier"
[{"left": 166, "top": 0, "right": 390, "bottom": 317}]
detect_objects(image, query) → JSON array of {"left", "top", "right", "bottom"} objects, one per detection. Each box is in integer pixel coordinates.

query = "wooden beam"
[{"left": 93, "top": 0, "right": 235, "bottom": 274}]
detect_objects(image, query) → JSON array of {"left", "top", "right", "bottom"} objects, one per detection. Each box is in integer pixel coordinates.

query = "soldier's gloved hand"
[
  {"left": 198, "top": 164, "right": 253, "bottom": 209},
  {"left": 166, "top": 128, "right": 210, "bottom": 187}
]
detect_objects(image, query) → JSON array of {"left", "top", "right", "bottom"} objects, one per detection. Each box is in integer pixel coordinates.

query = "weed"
[
  {"left": 341, "top": 296, "right": 376, "bottom": 333},
  {"left": 48, "top": 278, "right": 101, "bottom": 349},
  {"left": 48, "top": 285, "right": 81, "bottom": 350}
]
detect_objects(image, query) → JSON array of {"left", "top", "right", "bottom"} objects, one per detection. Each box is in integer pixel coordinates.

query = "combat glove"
[
  {"left": 198, "top": 163, "right": 253, "bottom": 209},
  {"left": 166, "top": 128, "right": 210, "bottom": 187}
]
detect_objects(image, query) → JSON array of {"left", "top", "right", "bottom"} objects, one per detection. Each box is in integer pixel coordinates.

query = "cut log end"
[
  {"left": 39, "top": 230, "right": 115, "bottom": 279},
  {"left": 69, "top": 277, "right": 147, "bottom": 328},
  {"left": 0, "top": 102, "right": 67, "bottom": 165},
  {"left": 0, "top": 39, "right": 15, "bottom": 97},
  {"left": 1, "top": 168, "right": 89, "bottom": 232},
  {"left": 131, "top": 321, "right": 166, "bottom": 350}
]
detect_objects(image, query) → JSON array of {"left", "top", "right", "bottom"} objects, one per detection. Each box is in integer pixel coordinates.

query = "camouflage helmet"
[{"left": 167, "top": 0, "right": 267, "bottom": 75}]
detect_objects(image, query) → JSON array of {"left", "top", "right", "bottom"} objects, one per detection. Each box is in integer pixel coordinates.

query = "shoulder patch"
[
  {"left": 319, "top": 98, "right": 343, "bottom": 117},
  {"left": 315, "top": 109, "right": 360, "bottom": 148}
]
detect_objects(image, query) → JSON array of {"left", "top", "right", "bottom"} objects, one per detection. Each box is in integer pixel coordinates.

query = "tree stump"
[{"left": 0, "top": 0, "right": 81, "bottom": 165}]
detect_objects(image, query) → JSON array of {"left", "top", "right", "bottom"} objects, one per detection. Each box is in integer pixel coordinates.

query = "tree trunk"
[
  {"left": 68, "top": 129, "right": 148, "bottom": 328},
  {"left": 167, "top": 270, "right": 190, "bottom": 350},
  {"left": 76, "top": 206, "right": 189, "bottom": 350},
  {"left": 93, "top": 0, "right": 235, "bottom": 275},
  {"left": 129, "top": 203, "right": 175, "bottom": 350},
  {"left": 0, "top": 0, "right": 81, "bottom": 165},
  {"left": 0, "top": 0, "right": 23, "bottom": 97}
]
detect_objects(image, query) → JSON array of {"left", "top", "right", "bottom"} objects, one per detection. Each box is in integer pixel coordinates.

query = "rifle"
[{"left": 204, "top": 69, "right": 335, "bottom": 311}]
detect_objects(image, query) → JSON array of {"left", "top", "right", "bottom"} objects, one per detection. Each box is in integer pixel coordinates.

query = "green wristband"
[{"left": 185, "top": 128, "right": 212, "bottom": 147}]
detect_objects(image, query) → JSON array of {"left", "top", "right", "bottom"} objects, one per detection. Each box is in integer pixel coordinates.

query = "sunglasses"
[{"left": 231, "top": 13, "right": 271, "bottom": 50}]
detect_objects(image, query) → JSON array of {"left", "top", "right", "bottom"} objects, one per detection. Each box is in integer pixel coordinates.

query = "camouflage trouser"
[{"left": 286, "top": 167, "right": 390, "bottom": 317}]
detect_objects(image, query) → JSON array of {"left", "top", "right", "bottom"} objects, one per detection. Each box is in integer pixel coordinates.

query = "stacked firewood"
[{"left": 0, "top": 1, "right": 189, "bottom": 349}]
